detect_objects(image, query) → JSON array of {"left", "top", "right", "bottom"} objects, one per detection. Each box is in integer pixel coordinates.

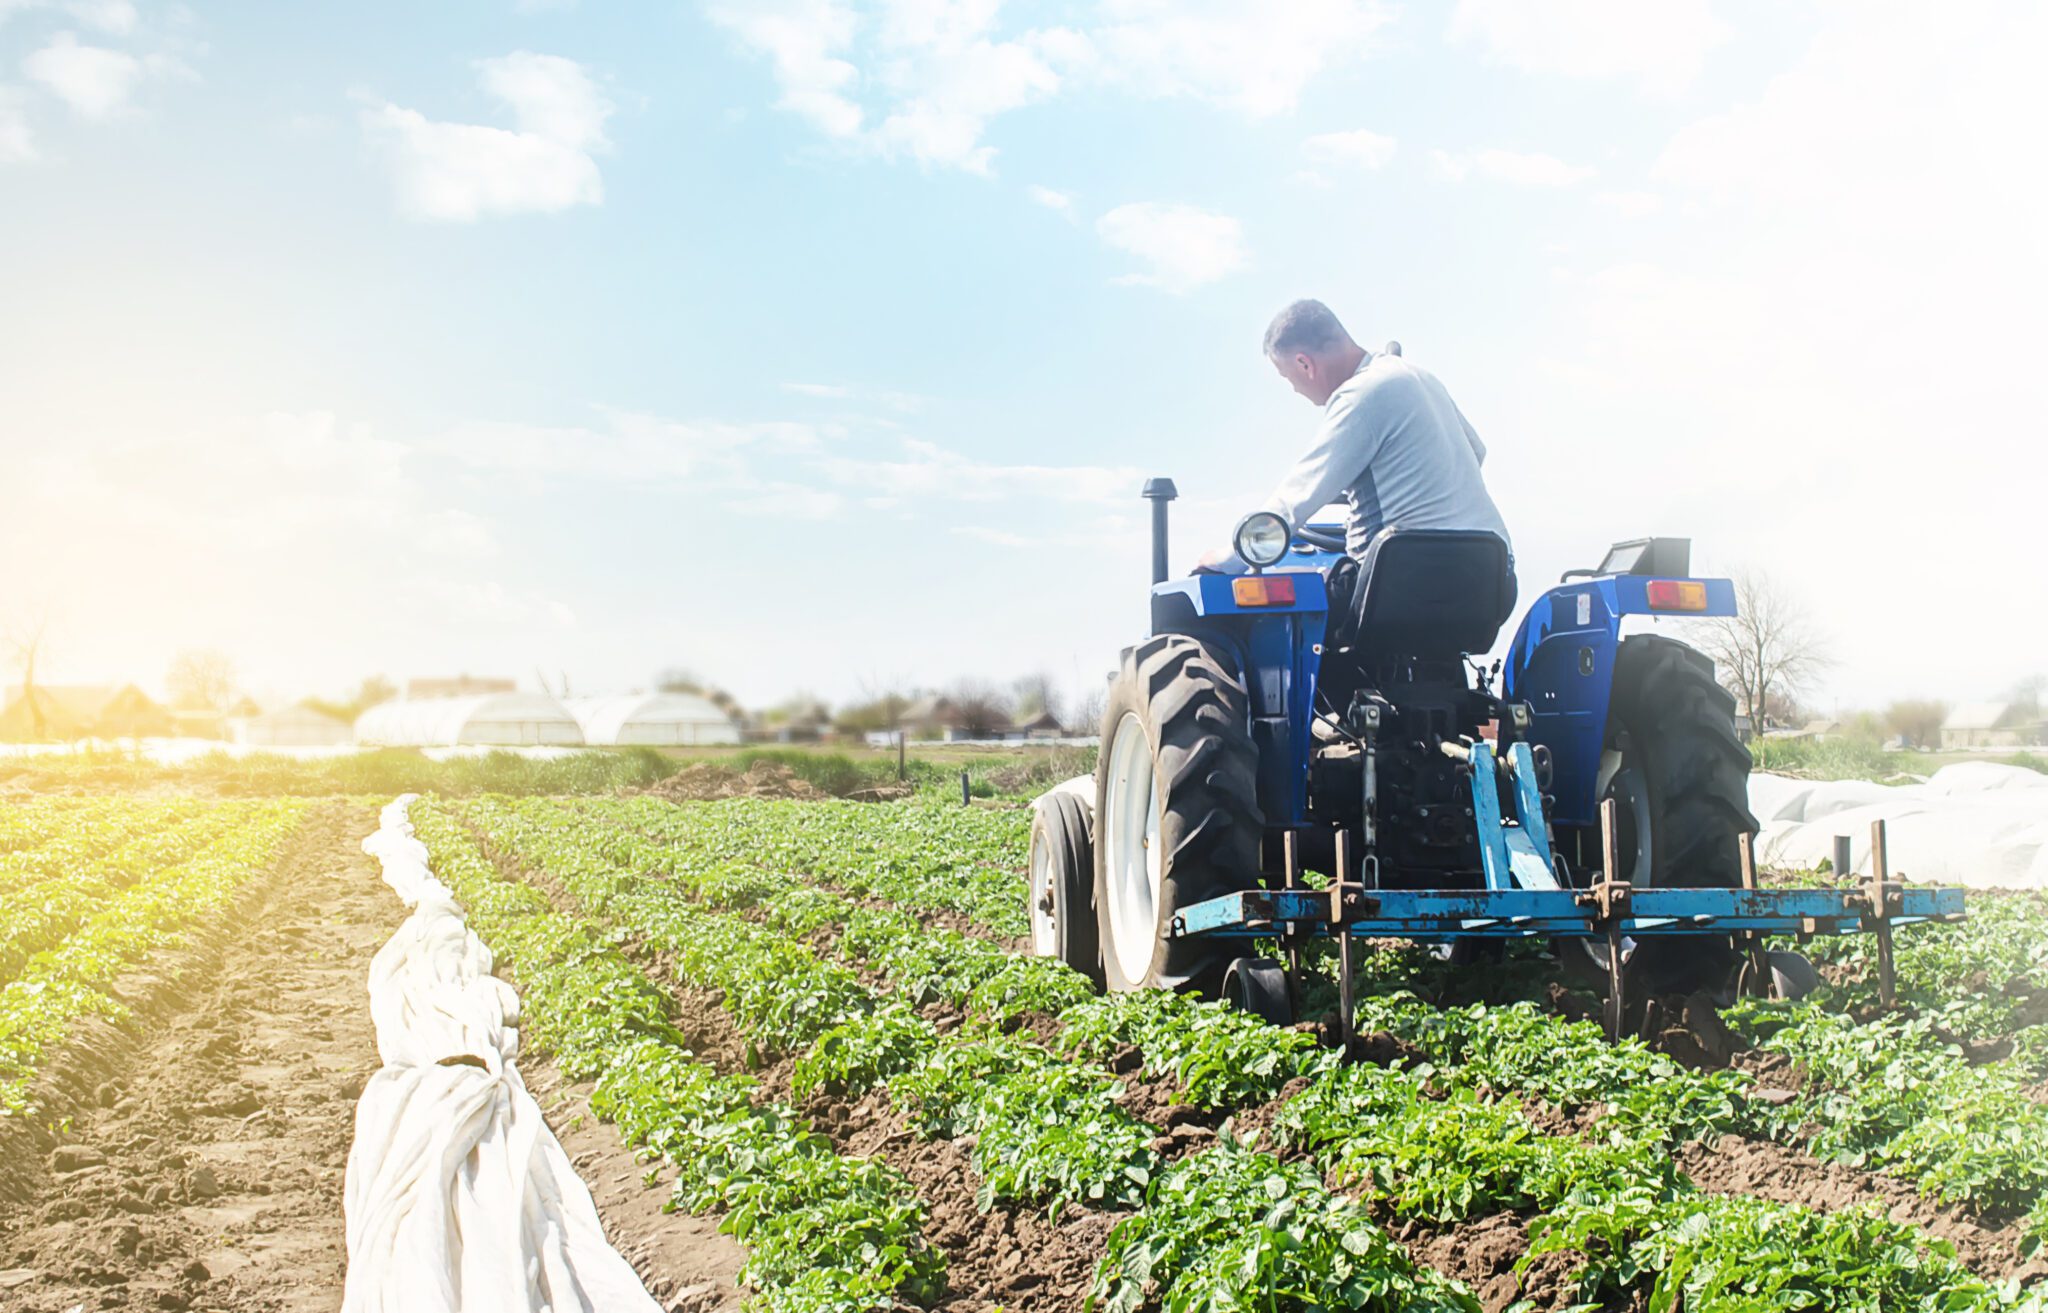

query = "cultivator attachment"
[{"left": 1170, "top": 813, "right": 1963, "bottom": 1044}]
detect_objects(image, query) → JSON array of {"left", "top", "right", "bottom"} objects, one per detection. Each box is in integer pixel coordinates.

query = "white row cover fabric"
[
  {"left": 563, "top": 693, "right": 741, "bottom": 746},
  {"left": 344, "top": 795, "right": 660, "bottom": 1313},
  {"left": 355, "top": 695, "right": 586, "bottom": 748},
  {"left": 1750, "top": 762, "right": 2048, "bottom": 889}
]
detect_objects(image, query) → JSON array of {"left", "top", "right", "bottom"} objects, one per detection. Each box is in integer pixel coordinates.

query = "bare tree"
[
  {"left": 1697, "top": 568, "right": 1830, "bottom": 733},
  {"left": 1011, "top": 671, "right": 1065, "bottom": 727},
  {"left": 3, "top": 612, "right": 52, "bottom": 738},
  {"left": 2005, "top": 674, "right": 2046, "bottom": 718},
  {"left": 1885, "top": 699, "right": 1949, "bottom": 750},
  {"left": 1073, "top": 674, "right": 1111, "bottom": 737},
  {"left": 656, "top": 667, "right": 705, "bottom": 695},
  {"left": 947, "top": 679, "right": 1014, "bottom": 737},
  {"left": 166, "top": 649, "right": 238, "bottom": 711}
]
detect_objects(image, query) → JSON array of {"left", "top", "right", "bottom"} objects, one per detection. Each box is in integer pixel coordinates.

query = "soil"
[
  {"left": 524, "top": 1061, "right": 747, "bottom": 1312},
  {"left": 0, "top": 802, "right": 399, "bottom": 1313},
  {"left": 635, "top": 763, "right": 826, "bottom": 803},
  {"left": 1676, "top": 1136, "right": 2048, "bottom": 1284}
]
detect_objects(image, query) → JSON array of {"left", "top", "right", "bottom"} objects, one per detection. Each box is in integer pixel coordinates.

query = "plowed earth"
[{"left": 0, "top": 803, "right": 395, "bottom": 1313}]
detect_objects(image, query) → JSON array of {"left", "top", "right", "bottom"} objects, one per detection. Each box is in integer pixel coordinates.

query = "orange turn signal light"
[
  {"left": 1645, "top": 579, "right": 1708, "bottom": 612},
  {"left": 1232, "top": 576, "right": 1297, "bottom": 607}
]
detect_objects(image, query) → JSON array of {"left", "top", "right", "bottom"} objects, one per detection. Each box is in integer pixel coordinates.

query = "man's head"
[{"left": 1263, "top": 299, "right": 1365, "bottom": 406}]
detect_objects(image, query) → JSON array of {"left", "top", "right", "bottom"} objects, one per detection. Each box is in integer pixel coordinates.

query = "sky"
[{"left": 2, "top": 0, "right": 2045, "bottom": 717}]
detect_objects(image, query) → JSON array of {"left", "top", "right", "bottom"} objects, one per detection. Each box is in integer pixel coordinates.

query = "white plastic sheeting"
[
  {"left": 1750, "top": 763, "right": 2048, "bottom": 889},
  {"left": 563, "top": 693, "right": 740, "bottom": 746},
  {"left": 344, "top": 796, "right": 659, "bottom": 1313},
  {"left": 355, "top": 695, "right": 585, "bottom": 748}
]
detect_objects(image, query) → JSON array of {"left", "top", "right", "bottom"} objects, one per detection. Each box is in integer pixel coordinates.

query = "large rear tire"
[
  {"left": 1586, "top": 634, "right": 1757, "bottom": 995},
  {"left": 1094, "top": 636, "right": 1265, "bottom": 994},
  {"left": 1028, "top": 791, "right": 1103, "bottom": 988}
]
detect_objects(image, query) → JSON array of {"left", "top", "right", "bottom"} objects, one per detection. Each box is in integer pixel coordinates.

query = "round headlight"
[{"left": 1233, "top": 511, "right": 1290, "bottom": 569}]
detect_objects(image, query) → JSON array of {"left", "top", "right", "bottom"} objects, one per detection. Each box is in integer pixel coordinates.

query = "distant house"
[
  {"left": 899, "top": 695, "right": 971, "bottom": 742},
  {"left": 231, "top": 702, "right": 353, "bottom": 747},
  {"left": 754, "top": 699, "right": 831, "bottom": 744},
  {"left": 1011, "top": 709, "right": 1065, "bottom": 741},
  {"left": 0, "top": 684, "right": 176, "bottom": 741},
  {"left": 405, "top": 675, "right": 517, "bottom": 700},
  {"left": 171, "top": 708, "right": 227, "bottom": 740},
  {"left": 1941, "top": 702, "right": 2043, "bottom": 750}
]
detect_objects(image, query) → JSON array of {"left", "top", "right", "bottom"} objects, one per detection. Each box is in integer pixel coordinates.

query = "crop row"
[
  {"left": 0, "top": 805, "right": 242, "bottom": 981},
  {"left": 409, "top": 799, "right": 947, "bottom": 1312},
  {"left": 597, "top": 796, "right": 1033, "bottom": 937},
  {"left": 0, "top": 799, "right": 206, "bottom": 894},
  {"left": 1796, "top": 887, "right": 2048, "bottom": 1047},
  {"left": 475, "top": 796, "right": 2047, "bottom": 1311},
  {"left": 0, "top": 799, "right": 305, "bottom": 1116},
  {"left": 461, "top": 797, "right": 1484, "bottom": 1312}
]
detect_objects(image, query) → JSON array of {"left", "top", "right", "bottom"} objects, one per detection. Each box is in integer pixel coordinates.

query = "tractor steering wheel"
[{"left": 1295, "top": 525, "right": 1346, "bottom": 554}]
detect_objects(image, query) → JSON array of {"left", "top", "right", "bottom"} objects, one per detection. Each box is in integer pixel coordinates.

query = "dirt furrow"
[{"left": 0, "top": 801, "right": 398, "bottom": 1313}]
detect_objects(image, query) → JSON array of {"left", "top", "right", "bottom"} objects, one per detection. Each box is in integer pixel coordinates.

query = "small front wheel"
[
  {"left": 1029, "top": 791, "right": 1102, "bottom": 987},
  {"left": 1221, "top": 957, "right": 1293, "bottom": 1026}
]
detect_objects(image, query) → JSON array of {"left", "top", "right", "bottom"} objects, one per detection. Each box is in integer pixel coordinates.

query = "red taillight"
[
  {"left": 1646, "top": 579, "right": 1708, "bottom": 612},
  {"left": 1232, "top": 576, "right": 1297, "bottom": 607}
]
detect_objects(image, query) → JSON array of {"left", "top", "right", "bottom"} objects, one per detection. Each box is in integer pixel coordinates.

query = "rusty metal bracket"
[
  {"left": 1866, "top": 818, "right": 1898, "bottom": 1009},
  {"left": 1591, "top": 797, "right": 1631, "bottom": 1040},
  {"left": 1737, "top": 830, "right": 1771, "bottom": 997}
]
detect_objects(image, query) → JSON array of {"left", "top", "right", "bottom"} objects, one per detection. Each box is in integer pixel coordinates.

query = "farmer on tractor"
[{"left": 1202, "top": 299, "right": 1513, "bottom": 580}]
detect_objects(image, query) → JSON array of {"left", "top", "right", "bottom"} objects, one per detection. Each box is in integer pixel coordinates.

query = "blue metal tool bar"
[{"left": 1168, "top": 885, "right": 1966, "bottom": 941}]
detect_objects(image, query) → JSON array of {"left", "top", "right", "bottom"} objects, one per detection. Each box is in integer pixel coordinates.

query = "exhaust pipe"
[{"left": 1142, "top": 477, "right": 1178, "bottom": 585}]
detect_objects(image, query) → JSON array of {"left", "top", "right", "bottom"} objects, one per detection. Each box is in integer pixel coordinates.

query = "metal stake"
[
  {"left": 1738, "top": 830, "right": 1769, "bottom": 997},
  {"left": 1334, "top": 829, "right": 1357, "bottom": 1057},
  {"left": 1869, "top": 819, "right": 1897, "bottom": 1009},
  {"left": 1599, "top": 796, "right": 1626, "bottom": 1041},
  {"left": 960, "top": 770, "right": 970, "bottom": 806},
  {"left": 1833, "top": 834, "right": 1853, "bottom": 882}
]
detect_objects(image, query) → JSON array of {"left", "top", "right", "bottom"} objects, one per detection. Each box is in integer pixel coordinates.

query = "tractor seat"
[{"left": 1341, "top": 529, "right": 1515, "bottom": 662}]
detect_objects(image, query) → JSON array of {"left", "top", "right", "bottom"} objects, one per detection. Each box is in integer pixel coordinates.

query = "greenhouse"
[
  {"left": 564, "top": 693, "right": 741, "bottom": 746},
  {"left": 355, "top": 694, "right": 585, "bottom": 747}
]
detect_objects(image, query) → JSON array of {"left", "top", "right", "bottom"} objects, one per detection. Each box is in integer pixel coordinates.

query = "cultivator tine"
[
  {"left": 1869, "top": 819, "right": 1897, "bottom": 1010},
  {"left": 1334, "top": 829, "right": 1357, "bottom": 1057},
  {"left": 1598, "top": 797, "right": 1626, "bottom": 1041},
  {"left": 1282, "top": 830, "right": 1303, "bottom": 1017},
  {"left": 1738, "top": 831, "right": 1770, "bottom": 998}
]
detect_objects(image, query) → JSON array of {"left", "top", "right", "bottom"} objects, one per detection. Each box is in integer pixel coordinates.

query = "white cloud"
[
  {"left": 780, "top": 380, "right": 928, "bottom": 411},
  {"left": 1449, "top": 0, "right": 1728, "bottom": 95},
  {"left": 65, "top": 0, "right": 133, "bottom": 34},
  {"left": 1026, "top": 183, "right": 1073, "bottom": 213},
  {"left": 0, "top": 84, "right": 32, "bottom": 161},
  {"left": 1095, "top": 201, "right": 1245, "bottom": 293},
  {"left": 1592, "top": 188, "right": 1660, "bottom": 218},
  {"left": 707, "top": 0, "right": 863, "bottom": 138},
  {"left": 710, "top": 0, "right": 1391, "bottom": 172},
  {"left": 362, "top": 52, "right": 613, "bottom": 222},
  {"left": 867, "top": 5, "right": 1060, "bottom": 173},
  {"left": 24, "top": 31, "right": 141, "bottom": 117},
  {"left": 821, "top": 437, "right": 1141, "bottom": 505},
  {"left": 1301, "top": 127, "right": 1396, "bottom": 171},
  {"left": 1433, "top": 147, "right": 1593, "bottom": 186},
  {"left": 433, "top": 409, "right": 825, "bottom": 485},
  {"left": 1051, "top": 0, "right": 1393, "bottom": 117}
]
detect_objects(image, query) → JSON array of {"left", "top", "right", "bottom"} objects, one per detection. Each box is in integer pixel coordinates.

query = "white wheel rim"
[
  {"left": 1102, "top": 711, "right": 1162, "bottom": 986},
  {"left": 1029, "top": 828, "right": 1057, "bottom": 956}
]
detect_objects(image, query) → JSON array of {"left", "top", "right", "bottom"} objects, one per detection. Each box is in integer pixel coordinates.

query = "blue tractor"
[{"left": 1028, "top": 477, "right": 1963, "bottom": 1041}]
